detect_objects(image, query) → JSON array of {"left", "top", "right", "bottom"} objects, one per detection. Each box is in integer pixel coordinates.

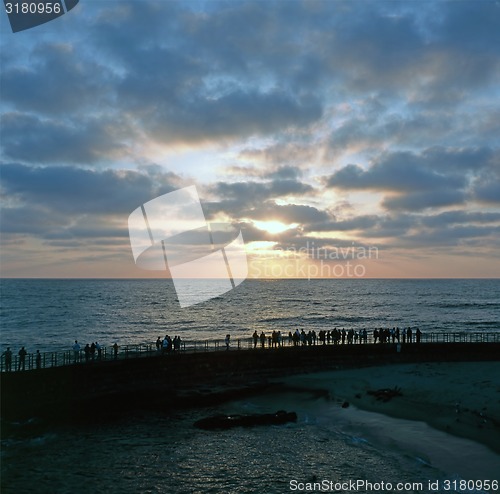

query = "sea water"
[
  {"left": 1, "top": 279, "right": 500, "bottom": 493},
  {"left": 1, "top": 278, "right": 499, "bottom": 353},
  {"left": 2, "top": 388, "right": 499, "bottom": 493}
]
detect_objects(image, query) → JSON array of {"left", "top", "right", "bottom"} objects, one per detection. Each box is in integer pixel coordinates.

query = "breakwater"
[{"left": 2, "top": 339, "right": 499, "bottom": 423}]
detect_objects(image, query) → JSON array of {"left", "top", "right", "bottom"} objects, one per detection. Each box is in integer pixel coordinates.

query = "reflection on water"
[
  {"left": 1, "top": 279, "right": 499, "bottom": 354},
  {"left": 3, "top": 388, "right": 497, "bottom": 493}
]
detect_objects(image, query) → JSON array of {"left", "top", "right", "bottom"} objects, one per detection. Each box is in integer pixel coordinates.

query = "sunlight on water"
[{"left": 1, "top": 279, "right": 499, "bottom": 354}]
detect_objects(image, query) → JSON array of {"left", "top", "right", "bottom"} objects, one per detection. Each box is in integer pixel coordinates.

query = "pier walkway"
[
  {"left": 2, "top": 331, "right": 499, "bottom": 373},
  {"left": 2, "top": 332, "right": 500, "bottom": 422}
]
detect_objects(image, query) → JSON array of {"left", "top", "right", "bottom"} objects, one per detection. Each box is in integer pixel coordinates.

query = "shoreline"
[{"left": 275, "top": 361, "right": 500, "bottom": 455}]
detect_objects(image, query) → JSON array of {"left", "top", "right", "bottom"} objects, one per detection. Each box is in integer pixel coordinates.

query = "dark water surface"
[
  {"left": 2, "top": 389, "right": 499, "bottom": 494},
  {"left": 1, "top": 279, "right": 499, "bottom": 354},
  {"left": 2, "top": 279, "right": 499, "bottom": 493}
]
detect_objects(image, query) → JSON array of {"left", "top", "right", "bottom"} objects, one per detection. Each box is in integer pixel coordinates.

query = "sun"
[{"left": 253, "top": 220, "right": 298, "bottom": 234}]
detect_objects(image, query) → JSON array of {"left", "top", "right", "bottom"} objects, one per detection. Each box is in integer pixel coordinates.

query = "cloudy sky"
[{"left": 1, "top": 0, "right": 499, "bottom": 279}]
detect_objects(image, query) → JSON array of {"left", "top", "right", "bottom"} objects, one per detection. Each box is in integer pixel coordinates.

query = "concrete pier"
[{"left": 2, "top": 341, "right": 499, "bottom": 422}]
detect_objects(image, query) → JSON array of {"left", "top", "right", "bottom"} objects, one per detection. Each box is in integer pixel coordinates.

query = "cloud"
[
  {"left": 421, "top": 210, "right": 500, "bottom": 228},
  {"left": 382, "top": 189, "right": 466, "bottom": 212},
  {"left": 1, "top": 112, "right": 131, "bottom": 164},
  {"left": 243, "top": 202, "right": 330, "bottom": 225},
  {"left": 305, "top": 215, "right": 379, "bottom": 233},
  {"left": 0, "top": 43, "right": 112, "bottom": 115},
  {"left": 325, "top": 147, "right": 498, "bottom": 211},
  {"left": 145, "top": 90, "right": 323, "bottom": 144},
  {"left": 1, "top": 1, "right": 499, "bottom": 277},
  {"left": 212, "top": 178, "right": 315, "bottom": 206},
  {"left": 0, "top": 163, "right": 180, "bottom": 215}
]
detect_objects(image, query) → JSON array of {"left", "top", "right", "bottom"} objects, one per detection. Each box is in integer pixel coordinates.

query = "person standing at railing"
[
  {"left": 73, "top": 340, "right": 81, "bottom": 363},
  {"left": 113, "top": 342, "right": 119, "bottom": 359},
  {"left": 407, "top": 327, "right": 413, "bottom": 343},
  {"left": 173, "top": 336, "right": 181, "bottom": 352},
  {"left": 36, "top": 350, "right": 41, "bottom": 370},
  {"left": 84, "top": 344, "right": 90, "bottom": 363},
  {"left": 18, "top": 346, "right": 27, "bottom": 371},
  {"left": 3, "top": 347, "right": 12, "bottom": 372}
]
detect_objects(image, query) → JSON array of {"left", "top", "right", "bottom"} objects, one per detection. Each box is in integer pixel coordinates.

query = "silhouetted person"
[
  {"left": 260, "top": 331, "right": 266, "bottom": 348},
  {"left": 35, "top": 350, "right": 41, "bottom": 369},
  {"left": 73, "top": 340, "right": 81, "bottom": 363},
  {"left": 18, "top": 346, "right": 27, "bottom": 371},
  {"left": 84, "top": 344, "right": 90, "bottom": 363},
  {"left": 113, "top": 342, "right": 118, "bottom": 359},
  {"left": 3, "top": 347, "right": 12, "bottom": 372},
  {"left": 173, "top": 335, "right": 181, "bottom": 351},
  {"left": 253, "top": 331, "right": 258, "bottom": 348},
  {"left": 225, "top": 334, "right": 230, "bottom": 350},
  {"left": 416, "top": 328, "right": 421, "bottom": 343}
]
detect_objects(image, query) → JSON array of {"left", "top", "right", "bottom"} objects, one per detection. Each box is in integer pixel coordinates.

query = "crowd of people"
[
  {"left": 2, "top": 326, "right": 422, "bottom": 372},
  {"left": 251, "top": 327, "right": 422, "bottom": 348},
  {"left": 71, "top": 340, "right": 106, "bottom": 363},
  {"left": 2, "top": 346, "right": 41, "bottom": 372},
  {"left": 155, "top": 335, "right": 182, "bottom": 354}
]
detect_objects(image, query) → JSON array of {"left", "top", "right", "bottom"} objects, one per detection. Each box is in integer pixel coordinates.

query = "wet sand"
[{"left": 276, "top": 361, "right": 500, "bottom": 455}]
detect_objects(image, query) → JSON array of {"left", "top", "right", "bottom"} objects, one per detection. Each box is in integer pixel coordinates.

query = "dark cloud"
[
  {"left": 1, "top": 1, "right": 499, "bottom": 275},
  {"left": 264, "top": 166, "right": 303, "bottom": 181},
  {"left": 305, "top": 215, "right": 379, "bottom": 233},
  {"left": 146, "top": 90, "right": 322, "bottom": 144},
  {"left": 471, "top": 163, "right": 500, "bottom": 205},
  {"left": 1, "top": 113, "right": 131, "bottom": 164},
  {"left": 243, "top": 202, "right": 330, "bottom": 226},
  {"left": 0, "top": 163, "right": 180, "bottom": 215},
  {"left": 473, "top": 180, "right": 500, "bottom": 204},
  {"left": 325, "top": 149, "right": 474, "bottom": 193},
  {"left": 325, "top": 147, "right": 498, "bottom": 211},
  {"left": 0, "top": 43, "right": 112, "bottom": 115},
  {"left": 382, "top": 189, "right": 466, "bottom": 212},
  {"left": 421, "top": 210, "right": 500, "bottom": 228},
  {"left": 212, "top": 179, "right": 314, "bottom": 207}
]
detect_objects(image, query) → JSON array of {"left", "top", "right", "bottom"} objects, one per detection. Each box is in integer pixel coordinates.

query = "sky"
[{"left": 1, "top": 0, "right": 499, "bottom": 279}]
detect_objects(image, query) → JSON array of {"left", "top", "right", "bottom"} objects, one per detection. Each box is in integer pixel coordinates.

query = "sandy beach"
[{"left": 277, "top": 361, "right": 500, "bottom": 455}]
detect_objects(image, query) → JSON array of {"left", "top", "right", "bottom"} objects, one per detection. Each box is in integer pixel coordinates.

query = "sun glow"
[{"left": 253, "top": 220, "right": 298, "bottom": 234}]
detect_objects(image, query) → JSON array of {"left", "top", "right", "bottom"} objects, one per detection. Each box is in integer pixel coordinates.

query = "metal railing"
[{"left": 1, "top": 331, "right": 499, "bottom": 373}]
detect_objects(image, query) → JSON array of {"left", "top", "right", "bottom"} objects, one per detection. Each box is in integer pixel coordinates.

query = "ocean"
[
  {"left": 1, "top": 278, "right": 499, "bottom": 354},
  {"left": 1, "top": 278, "right": 500, "bottom": 493}
]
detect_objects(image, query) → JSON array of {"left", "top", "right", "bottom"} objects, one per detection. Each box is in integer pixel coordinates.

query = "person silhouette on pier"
[
  {"left": 260, "top": 331, "right": 266, "bottom": 348},
  {"left": 3, "top": 347, "right": 12, "bottom": 372},
  {"left": 36, "top": 350, "right": 41, "bottom": 369},
  {"left": 18, "top": 346, "right": 27, "bottom": 371},
  {"left": 73, "top": 340, "right": 81, "bottom": 363},
  {"left": 407, "top": 327, "right": 413, "bottom": 343},
  {"left": 84, "top": 344, "right": 90, "bottom": 363},
  {"left": 96, "top": 342, "right": 102, "bottom": 360}
]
